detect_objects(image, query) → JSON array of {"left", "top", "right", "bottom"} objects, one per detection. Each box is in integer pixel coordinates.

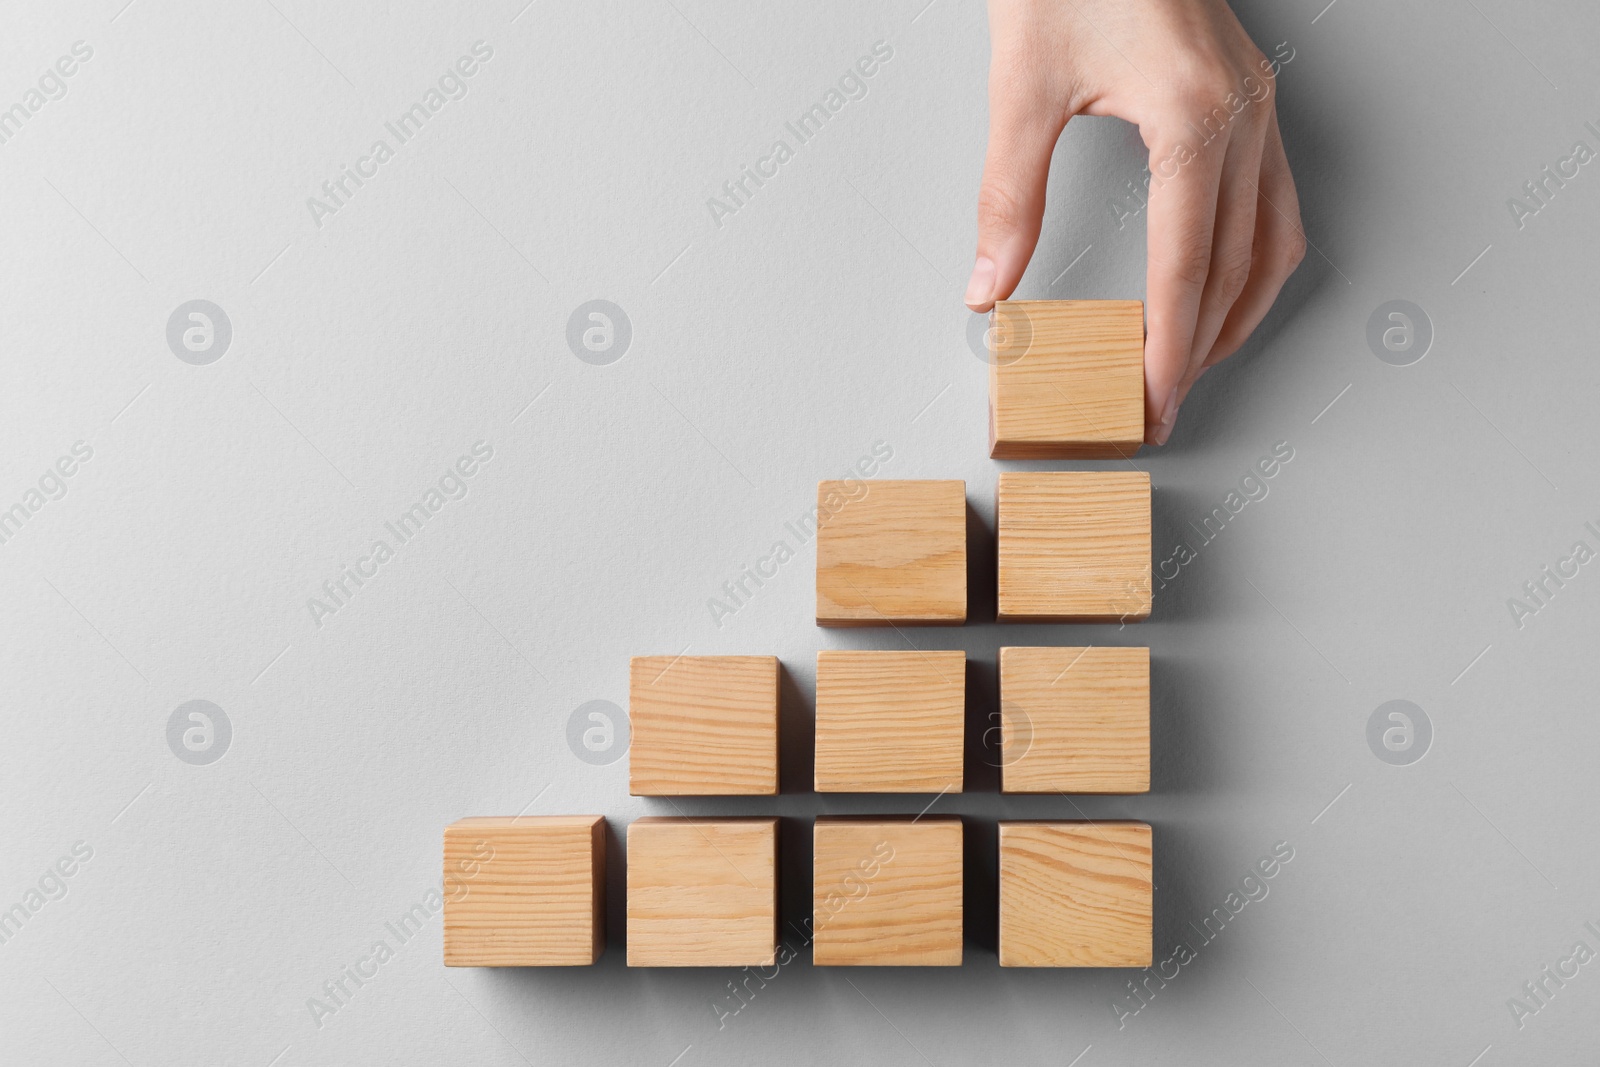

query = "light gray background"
[{"left": 2, "top": 0, "right": 1596, "bottom": 1063}]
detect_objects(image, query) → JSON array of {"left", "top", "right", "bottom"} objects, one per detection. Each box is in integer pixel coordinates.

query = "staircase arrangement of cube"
[{"left": 442, "top": 299, "right": 1156, "bottom": 969}]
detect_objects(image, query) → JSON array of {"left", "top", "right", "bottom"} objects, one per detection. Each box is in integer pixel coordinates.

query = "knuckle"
[
  {"left": 1169, "top": 81, "right": 1229, "bottom": 118},
  {"left": 1166, "top": 52, "right": 1276, "bottom": 130},
  {"left": 976, "top": 181, "right": 1029, "bottom": 234},
  {"left": 1170, "top": 245, "right": 1214, "bottom": 289},
  {"left": 1282, "top": 228, "right": 1309, "bottom": 271},
  {"left": 1164, "top": 230, "right": 1209, "bottom": 287},
  {"left": 1173, "top": 59, "right": 1235, "bottom": 107},
  {"left": 1242, "top": 51, "right": 1272, "bottom": 89},
  {"left": 1210, "top": 252, "right": 1253, "bottom": 306}
]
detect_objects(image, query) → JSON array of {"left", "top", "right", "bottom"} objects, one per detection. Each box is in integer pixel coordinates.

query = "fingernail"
[
  {"left": 964, "top": 256, "right": 996, "bottom": 310},
  {"left": 1153, "top": 388, "right": 1179, "bottom": 446}
]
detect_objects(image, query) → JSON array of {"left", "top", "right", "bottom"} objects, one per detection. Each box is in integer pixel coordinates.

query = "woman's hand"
[{"left": 966, "top": 0, "right": 1306, "bottom": 445}]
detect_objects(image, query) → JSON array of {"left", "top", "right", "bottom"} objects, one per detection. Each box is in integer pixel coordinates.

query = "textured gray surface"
[{"left": 2, "top": 0, "right": 1598, "bottom": 1063}]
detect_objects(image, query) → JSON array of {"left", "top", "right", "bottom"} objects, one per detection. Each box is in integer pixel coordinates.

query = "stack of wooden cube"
[{"left": 444, "top": 300, "right": 1154, "bottom": 970}]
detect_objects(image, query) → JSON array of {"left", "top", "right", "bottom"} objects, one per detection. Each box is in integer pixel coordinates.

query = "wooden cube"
[
  {"left": 626, "top": 817, "right": 777, "bottom": 967},
  {"left": 814, "top": 650, "right": 965, "bottom": 793},
  {"left": 812, "top": 816, "right": 962, "bottom": 966},
  {"left": 998, "top": 821, "right": 1152, "bottom": 968},
  {"left": 996, "top": 471, "right": 1151, "bottom": 623},
  {"left": 988, "top": 299, "right": 1146, "bottom": 459},
  {"left": 442, "top": 816, "right": 604, "bottom": 967},
  {"left": 629, "top": 655, "right": 778, "bottom": 796},
  {"left": 1000, "top": 646, "right": 1149, "bottom": 794},
  {"left": 816, "top": 479, "right": 966, "bottom": 626}
]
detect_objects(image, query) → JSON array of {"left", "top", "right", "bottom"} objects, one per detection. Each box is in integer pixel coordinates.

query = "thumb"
[{"left": 966, "top": 96, "right": 1067, "bottom": 312}]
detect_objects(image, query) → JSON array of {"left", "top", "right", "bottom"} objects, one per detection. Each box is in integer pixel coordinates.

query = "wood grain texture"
[
  {"left": 626, "top": 817, "right": 777, "bottom": 967},
  {"left": 998, "top": 821, "right": 1152, "bottom": 968},
  {"left": 443, "top": 815, "right": 604, "bottom": 967},
  {"left": 816, "top": 479, "right": 966, "bottom": 626},
  {"left": 812, "top": 816, "right": 962, "bottom": 966},
  {"left": 988, "top": 300, "right": 1145, "bottom": 459},
  {"left": 629, "top": 655, "right": 778, "bottom": 796},
  {"left": 1001, "top": 646, "right": 1149, "bottom": 794},
  {"left": 996, "top": 471, "right": 1152, "bottom": 623},
  {"left": 814, "top": 650, "right": 965, "bottom": 793}
]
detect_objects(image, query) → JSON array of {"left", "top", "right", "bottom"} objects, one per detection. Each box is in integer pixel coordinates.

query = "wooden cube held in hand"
[
  {"left": 815, "top": 480, "right": 966, "bottom": 626},
  {"left": 999, "top": 821, "right": 1152, "bottom": 968},
  {"left": 988, "top": 299, "right": 1145, "bottom": 459},
  {"left": 1000, "top": 646, "right": 1149, "bottom": 794},
  {"left": 812, "top": 816, "right": 962, "bottom": 966},
  {"left": 443, "top": 816, "right": 605, "bottom": 967},
  {"left": 629, "top": 655, "right": 779, "bottom": 796},
  {"left": 626, "top": 817, "right": 778, "bottom": 967},
  {"left": 814, "top": 649, "right": 965, "bottom": 793},
  {"left": 996, "top": 471, "right": 1152, "bottom": 622}
]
